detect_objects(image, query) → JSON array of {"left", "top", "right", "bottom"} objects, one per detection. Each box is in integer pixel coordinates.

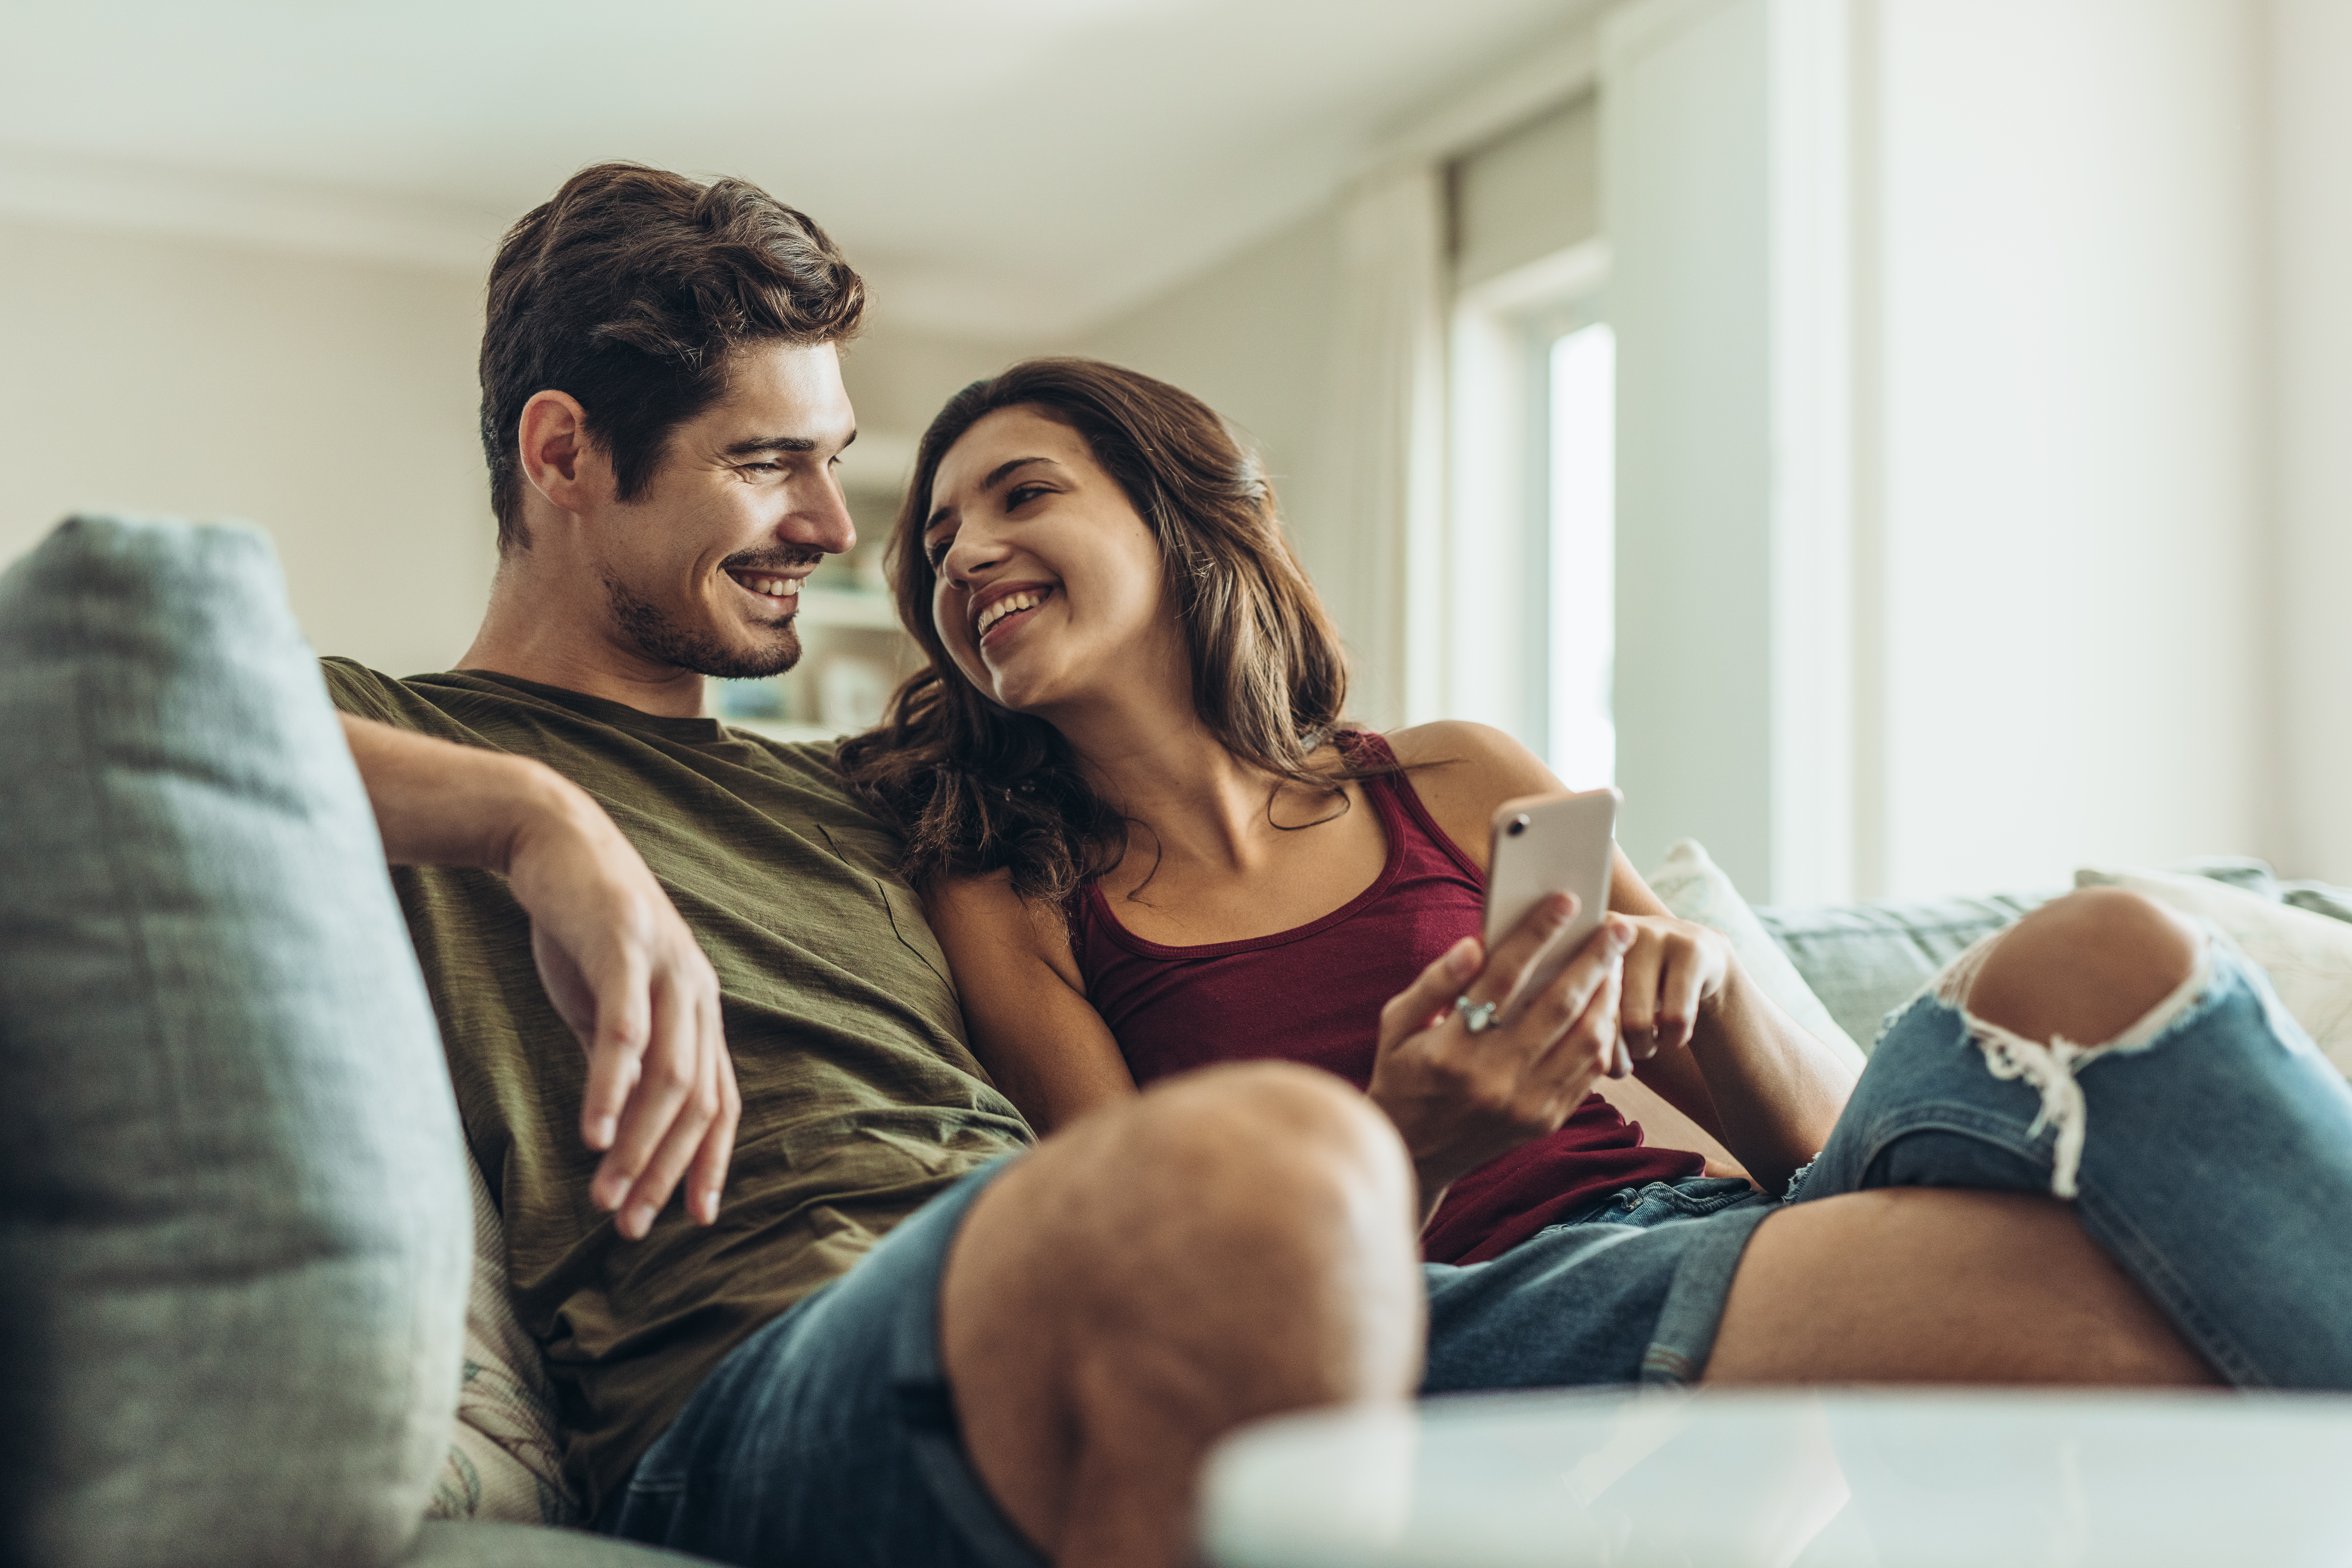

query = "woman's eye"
[
  {"left": 924, "top": 535, "right": 951, "bottom": 567},
  {"left": 1005, "top": 483, "right": 1049, "bottom": 509}
]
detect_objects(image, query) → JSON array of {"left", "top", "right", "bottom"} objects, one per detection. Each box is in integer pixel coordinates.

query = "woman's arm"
[
  {"left": 1388, "top": 721, "right": 1854, "bottom": 1191},
  {"left": 924, "top": 870, "right": 1140, "bottom": 1134}
]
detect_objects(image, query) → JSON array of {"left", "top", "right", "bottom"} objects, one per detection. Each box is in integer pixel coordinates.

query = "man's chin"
[
  {"left": 604, "top": 575, "right": 804, "bottom": 681},
  {"left": 693, "top": 627, "right": 803, "bottom": 681}
]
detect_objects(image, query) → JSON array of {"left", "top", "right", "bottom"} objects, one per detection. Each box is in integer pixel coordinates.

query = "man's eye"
[{"left": 740, "top": 461, "right": 783, "bottom": 475}]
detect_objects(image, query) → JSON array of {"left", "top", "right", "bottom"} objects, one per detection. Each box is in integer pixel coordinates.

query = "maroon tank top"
[{"left": 1071, "top": 734, "right": 1703, "bottom": 1265}]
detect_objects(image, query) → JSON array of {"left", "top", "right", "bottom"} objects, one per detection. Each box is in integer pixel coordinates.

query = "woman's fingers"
[
  {"left": 1536, "top": 947, "right": 1625, "bottom": 1093},
  {"left": 1619, "top": 930, "right": 1666, "bottom": 1059},
  {"left": 1380, "top": 935, "right": 1484, "bottom": 1045},
  {"left": 1468, "top": 892, "right": 1580, "bottom": 1018},
  {"left": 1656, "top": 933, "right": 1707, "bottom": 1053}
]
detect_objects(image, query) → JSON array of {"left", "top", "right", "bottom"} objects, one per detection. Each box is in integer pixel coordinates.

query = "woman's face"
[{"left": 922, "top": 405, "right": 1182, "bottom": 716}]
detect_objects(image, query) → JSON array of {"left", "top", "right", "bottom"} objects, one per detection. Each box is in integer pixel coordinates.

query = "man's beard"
[{"left": 603, "top": 569, "right": 807, "bottom": 680}]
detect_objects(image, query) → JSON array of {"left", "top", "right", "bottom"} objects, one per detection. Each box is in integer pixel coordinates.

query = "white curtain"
[{"left": 1320, "top": 160, "right": 1448, "bottom": 732}]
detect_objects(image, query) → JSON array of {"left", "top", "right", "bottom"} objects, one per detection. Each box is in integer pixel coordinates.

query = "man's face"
[{"left": 592, "top": 340, "right": 858, "bottom": 680}]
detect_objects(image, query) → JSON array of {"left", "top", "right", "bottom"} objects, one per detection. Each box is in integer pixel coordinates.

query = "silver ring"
[{"left": 1453, "top": 993, "right": 1499, "bottom": 1034}]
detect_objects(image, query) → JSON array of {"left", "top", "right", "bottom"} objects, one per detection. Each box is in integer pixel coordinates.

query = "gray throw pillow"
[
  {"left": 0, "top": 517, "right": 468, "bottom": 1568},
  {"left": 1755, "top": 892, "right": 2051, "bottom": 1052}
]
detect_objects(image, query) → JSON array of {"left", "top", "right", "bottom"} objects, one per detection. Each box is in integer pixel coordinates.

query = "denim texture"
[
  {"left": 1792, "top": 941, "right": 2352, "bottom": 1388},
  {"left": 605, "top": 939, "right": 2352, "bottom": 1566}
]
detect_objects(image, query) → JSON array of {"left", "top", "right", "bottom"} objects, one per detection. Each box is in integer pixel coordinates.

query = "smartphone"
[{"left": 1483, "top": 786, "right": 1630, "bottom": 1075}]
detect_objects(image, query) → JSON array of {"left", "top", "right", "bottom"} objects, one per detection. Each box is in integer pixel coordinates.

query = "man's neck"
[{"left": 459, "top": 570, "right": 708, "bottom": 719}]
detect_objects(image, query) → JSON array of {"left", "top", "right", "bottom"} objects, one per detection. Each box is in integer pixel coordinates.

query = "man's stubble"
[{"left": 603, "top": 572, "right": 805, "bottom": 681}]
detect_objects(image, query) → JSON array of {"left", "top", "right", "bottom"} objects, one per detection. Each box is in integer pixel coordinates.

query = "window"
[
  {"left": 1546, "top": 320, "right": 1615, "bottom": 785},
  {"left": 1444, "top": 241, "right": 1612, "bottom": 787}
]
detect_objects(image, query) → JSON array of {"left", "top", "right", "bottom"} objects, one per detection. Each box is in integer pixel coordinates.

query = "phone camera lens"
[{"left": 1507, "top": 815, "right": 1529, "bottom": 836}]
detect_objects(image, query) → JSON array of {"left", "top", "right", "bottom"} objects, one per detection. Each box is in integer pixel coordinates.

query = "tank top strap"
[{"left": 1338, "top": 729, "right": 1485, "bottom": 886}]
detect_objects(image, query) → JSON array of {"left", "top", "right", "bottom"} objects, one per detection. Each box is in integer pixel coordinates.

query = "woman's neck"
[{"left": 1048, "top": 681, "right": 1330, "bottom": 877}]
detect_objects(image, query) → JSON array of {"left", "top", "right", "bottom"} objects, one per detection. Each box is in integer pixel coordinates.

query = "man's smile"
[{"left": 726, "top": 568, "right": 806, "bottom": 602}]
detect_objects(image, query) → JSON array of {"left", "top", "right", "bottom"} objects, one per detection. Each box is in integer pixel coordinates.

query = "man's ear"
[{"left": 516, "top": 390, "right": 612, "bottom": 516}]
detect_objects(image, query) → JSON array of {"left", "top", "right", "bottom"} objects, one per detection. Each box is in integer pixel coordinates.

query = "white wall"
[
  {"left": 1073, "top": 206, "right": 1355, "bottom": 655},
  {"left": 2271, "top": 0, "right": 2352, "bottom": 884},
  {"left": 1868, "top": 0, "right": 2268, "bottom": 897},
  {"left": 0, "top": 220, "right": 492, "bottom": 677}
]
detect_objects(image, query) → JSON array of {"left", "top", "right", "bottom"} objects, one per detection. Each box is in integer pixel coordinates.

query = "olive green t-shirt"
[{"left": 322, "top": 660, "right": 1032, "bottom": 1513}]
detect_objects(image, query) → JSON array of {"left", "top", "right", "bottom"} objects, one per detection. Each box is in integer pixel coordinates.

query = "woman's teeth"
[
  {"left": 736, "top": 573, "right": 799, "bottom": 598},
  {"left": 977, "top": 589, "right": 1046, "bottom": 637}
]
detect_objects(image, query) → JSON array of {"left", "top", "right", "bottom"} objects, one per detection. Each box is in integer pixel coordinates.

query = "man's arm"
[{"left": 340, "top": 713, "right": 741, "bottom": 1239}]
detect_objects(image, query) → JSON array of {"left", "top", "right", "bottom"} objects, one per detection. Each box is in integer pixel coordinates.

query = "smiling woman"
[
  {"left": 839, "top": 357, "right": 1359, "bottom": 909},
  {"left": 833, "top": 358, "right": 1851, "bottom": 1267}
]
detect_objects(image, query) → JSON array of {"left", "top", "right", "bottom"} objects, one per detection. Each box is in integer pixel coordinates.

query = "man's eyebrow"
[
  {"left": 721, "top": 432, "right": 851, "bottom": 458},
  {"left": 925, "top": 456, "right": 1059, "bottom": 531}
]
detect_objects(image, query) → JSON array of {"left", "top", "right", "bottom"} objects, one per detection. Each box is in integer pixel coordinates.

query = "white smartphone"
[{"left": 1483, "top": 786, "right": 1629, "bottom": 1074}]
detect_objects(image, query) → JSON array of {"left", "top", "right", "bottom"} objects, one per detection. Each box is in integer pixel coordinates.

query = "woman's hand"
[
  {"left": 1367, "top": 894, "right": 1635, "bottom": 1216},
  {"left": 1615, "top": 914, "right": 1735, "bottom": 1063}
]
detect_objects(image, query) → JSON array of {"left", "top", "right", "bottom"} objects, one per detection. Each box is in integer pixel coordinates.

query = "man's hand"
[
  {"left": 505, "top": 788, "right": 740, "bottom": 1239},
  {"left": 1366, "top": 893, "right": 1634, "bottom": 1217},
  {"left": 1616, "top": 914, "right": 1734, "bottom": 1062},
  {"left": 339, "top": 713, "right": 739, "bottom": 1239}
]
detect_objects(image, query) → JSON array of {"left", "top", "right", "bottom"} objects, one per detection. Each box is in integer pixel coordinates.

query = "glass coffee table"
[{"left": 1202, "top": 1387, "right": 2352, "bottom": 1566}]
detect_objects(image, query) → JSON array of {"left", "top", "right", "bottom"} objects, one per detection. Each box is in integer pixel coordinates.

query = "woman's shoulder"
[
  {"left": 925, "top": 866, "right": 1084, "bottom": 974},
  {"left": 1376, "top": 722, "right": 1563, "bottom": 874},
  {"left": 1382, "top": 721, "right": 1557, "bottom": 791}
]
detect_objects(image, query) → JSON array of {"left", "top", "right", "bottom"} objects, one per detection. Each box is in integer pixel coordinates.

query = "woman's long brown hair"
[{"left": 836, "top": 357, "right": 1369, "bottom": 908}]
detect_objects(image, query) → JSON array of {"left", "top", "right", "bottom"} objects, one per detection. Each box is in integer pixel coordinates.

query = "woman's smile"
[{"left": 973, "top": 582, "right": 1058, "bottom": 653}]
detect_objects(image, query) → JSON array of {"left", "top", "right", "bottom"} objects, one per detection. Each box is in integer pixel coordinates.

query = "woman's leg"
[{"left": 1706, "top": 887, "right": 2352, "bottom": 1387}]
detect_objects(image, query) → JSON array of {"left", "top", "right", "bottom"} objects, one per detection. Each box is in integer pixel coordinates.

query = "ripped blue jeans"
[{"left": 1787, "top": 931, "right": 2352, "bottom": 1388}]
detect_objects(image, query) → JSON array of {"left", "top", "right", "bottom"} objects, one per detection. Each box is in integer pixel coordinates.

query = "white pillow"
[
  {"left": 2075, "top": 865, "right": 2352, "bottom": 1079},
  {"left": 1644, "top": 839, "right": 1867, "bottom": 1070},
  {"left": 426, "top": 1156, "right": 582, "bottom": 1526}
]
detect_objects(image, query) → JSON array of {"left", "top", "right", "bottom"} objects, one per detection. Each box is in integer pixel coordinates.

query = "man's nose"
[{"left": 787, "top": 476, "right": 857, "bottom": 556}]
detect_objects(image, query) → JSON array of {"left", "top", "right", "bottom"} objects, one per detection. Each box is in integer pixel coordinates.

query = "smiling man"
[{"left": 324, "top": 163, "right": 1428, "bottom": 1568}]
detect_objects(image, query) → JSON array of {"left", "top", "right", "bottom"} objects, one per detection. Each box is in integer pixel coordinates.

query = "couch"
[{"left": 12, "top": 516, "right": 2351, "bottom": 1567}]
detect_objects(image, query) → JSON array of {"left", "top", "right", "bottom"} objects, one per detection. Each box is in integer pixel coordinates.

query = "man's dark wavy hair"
[
  {"left": 479, "top": 162, "right": 865, "bottom": 552},
  {"left": 837, "top": 358, "right": 1375, "bottom": 909}
]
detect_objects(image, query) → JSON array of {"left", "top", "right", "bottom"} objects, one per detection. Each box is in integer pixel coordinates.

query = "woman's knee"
[{"left": 1966, "top": 887, "right": 2201, "bottom": 1046}]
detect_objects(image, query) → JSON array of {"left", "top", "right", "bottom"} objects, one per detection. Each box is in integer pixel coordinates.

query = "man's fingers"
[
  {"left": 687, "top": 995, "right": 739, "bottom": 1225},
  {"left": 597, "top": 972, "right": 700, "bottom": 1234},
  {"left": 1382, "top": 935, "right": 1483, "bottom": 1042},
  {"left": 580, "top": 948, "right": 654, "bottom": 1155}
]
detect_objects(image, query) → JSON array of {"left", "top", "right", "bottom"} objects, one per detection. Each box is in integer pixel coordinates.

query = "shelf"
[{"left": 800, "top": 586, "right": 902, "bottom": 631}]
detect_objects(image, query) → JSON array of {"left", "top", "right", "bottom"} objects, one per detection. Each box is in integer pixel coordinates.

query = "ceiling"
[{"left": 0, "top": 0, "right": 1593, "bottom": 338}]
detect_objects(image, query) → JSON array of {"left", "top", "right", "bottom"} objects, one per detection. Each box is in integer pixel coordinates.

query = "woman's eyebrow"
[{"left": 927, "top": 456, "right": 1062, "bottom": 531}]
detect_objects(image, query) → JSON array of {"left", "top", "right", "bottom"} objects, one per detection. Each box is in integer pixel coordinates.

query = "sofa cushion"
[
  {"left": 1754, "top": 891, "right": 2052, "bottom": 1052},
  {"left": 0, "top": 517, "right": 469, "bottom": 1568},
  {"left": 1644, "top": 841, "right": 1866, "bottom": 1068},
  {"left": 401, "top": 1522, "right": 715, "bottom": 1567},
  {"left": 430, "top": 1155, "right": 583, "bottom": 1526}
]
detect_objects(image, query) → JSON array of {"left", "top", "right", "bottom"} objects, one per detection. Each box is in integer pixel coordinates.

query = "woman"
[{"left": 838, "top": 358, "right": 1855, "bottom": 1263}]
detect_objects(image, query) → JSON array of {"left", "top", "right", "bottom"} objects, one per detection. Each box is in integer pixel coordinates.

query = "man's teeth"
[
  {"left": 978, "top": 589, "right": 1045, "bottom": 636},
  {"left": 737, "top": 574, "right": 800, "bottom": 598}
]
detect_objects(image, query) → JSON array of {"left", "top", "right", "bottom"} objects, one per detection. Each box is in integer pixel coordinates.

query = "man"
[{"left": 334, "top": 162, "right": 2244, "bottom": 1568}]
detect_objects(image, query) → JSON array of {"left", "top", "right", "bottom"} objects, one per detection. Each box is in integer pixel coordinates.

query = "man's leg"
[
  {"left": 1712, "top": 887, "right": 2316, "bottom": 1385},
  {"left": 942, "top": 1061, "right": 1425, "bottom": 1568}
]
